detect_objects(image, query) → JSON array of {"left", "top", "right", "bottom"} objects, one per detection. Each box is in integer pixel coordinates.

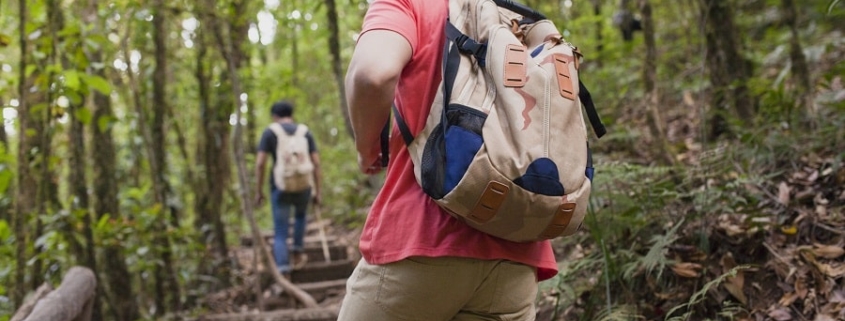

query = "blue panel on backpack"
[
  {"left": 514, "top": 158, "right": 565, "bottom": 196},
  {"left": 586, "top": 167, "right": 595, "bottom": 181},
  {"left": 444, "top": 126, "right": 483, "bottom": 194},
  {"left": 530, "top": 44, "right": 544, "bottom": 58}
]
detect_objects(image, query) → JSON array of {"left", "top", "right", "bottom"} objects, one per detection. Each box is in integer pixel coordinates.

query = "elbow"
[{"left": 346, "top": 62, "right": 400, "bottom": 95}]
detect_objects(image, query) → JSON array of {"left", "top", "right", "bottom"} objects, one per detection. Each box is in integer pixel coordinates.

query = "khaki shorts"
[{"left": 337, "top": 256, "right": 538, "bottom": 321}]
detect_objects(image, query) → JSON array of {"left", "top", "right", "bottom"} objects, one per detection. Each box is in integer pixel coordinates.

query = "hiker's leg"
[
  {"left": 290, "top": 189, "right": 311, "bottom": 252},
  {"left": 271, "top": 189, "right": 292, "bottom": 273},
  {"left": 338, "top": 257, "right": 482, "bottom": 321},
  {"left": 450, "top": 260, "right": 537, "bottom": 321}
]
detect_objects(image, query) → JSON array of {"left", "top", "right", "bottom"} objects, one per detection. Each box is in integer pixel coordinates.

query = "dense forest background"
[{"left": 0, "top": 0, "right": 843, "bottom": 320}]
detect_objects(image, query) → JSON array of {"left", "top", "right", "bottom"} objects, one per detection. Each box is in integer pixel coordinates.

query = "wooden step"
[
  {"left": 241, "top": 233, "right": 339, "bottom": 248},
  {"left": 192, "top": 307, "right": 339, "bottom": 321},
  {"left": 290, "top": 260, "right": 355, "bottom": 284},
  {"left": 300, "top": 244, "right": 348, "bottom": 262}
]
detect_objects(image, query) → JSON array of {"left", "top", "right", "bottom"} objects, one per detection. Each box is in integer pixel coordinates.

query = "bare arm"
[
  {"left": 345, "top": 30, "right": 413, "bottom": 174},
  {"left": 255, "top": 151, "right": 269, "bottom": 205},
  {"left": 310, "top": 151, "right": 322, "bottom": 204}
]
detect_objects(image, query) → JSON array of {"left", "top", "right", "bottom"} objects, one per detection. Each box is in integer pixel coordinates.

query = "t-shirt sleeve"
[
  {"left": 361, "top": 0, "right": 418, "bottom": 53},
  {"left": 257, "top": 128, "right": 276, "bottom": 153},
  {"left": 305, "top": 132, "right": 318, "bottom": 154}
]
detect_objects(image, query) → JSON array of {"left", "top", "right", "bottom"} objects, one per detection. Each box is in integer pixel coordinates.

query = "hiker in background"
[
  {"left": 338, "top": 0, "right": 558, "bottom": 320},
  {"left": 255, "top": 100, "right": 322, "bottom": 275}
]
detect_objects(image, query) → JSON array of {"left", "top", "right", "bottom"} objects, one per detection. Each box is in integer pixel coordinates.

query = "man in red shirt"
[{"left": 339, "top": 0, "right": 558, "bottom": 319}]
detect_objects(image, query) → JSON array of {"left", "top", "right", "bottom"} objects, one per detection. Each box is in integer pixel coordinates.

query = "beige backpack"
[
  {"left": 269, "top": 123, "right": 314, "bottom": 192},
  {"left": 386, "top": 0, "right": 606, "bottom": 242}
]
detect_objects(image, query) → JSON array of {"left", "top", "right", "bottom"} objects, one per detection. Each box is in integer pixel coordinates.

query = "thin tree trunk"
[
  {"left": 47, "top": 0, "right": 87, "bottom": 270},
  {"left": 90, "top": 4, "right": 140, "bottom": 320},
  {"left": 325, "top": 0, "right": 353, "bottom": 137},
  {"left": 291, "top": 0, "right": 300, "bottom": 87},
  {"left": 700, "top": 0, "right": 755, "bottom": 137},
  {"left": 591, "top": 0, "right": 603, "bottom": 66},
  {"left": 0, "top": 98, "right": 6, "bottom": 148},
  {"left": 192, "top": 19, "right": 232, "bottom": 290},
  {"left": 639, "top": 0, "right": 674, "bottom": 165},
  {"left": 150, "top": 1, "right": 182, "bottom": 313},
  {"left": 12, "top": 0, "right": 34, "bottom": 307},
  {"left": 781, "top": 0, "right": 813, "bottom": 120}
]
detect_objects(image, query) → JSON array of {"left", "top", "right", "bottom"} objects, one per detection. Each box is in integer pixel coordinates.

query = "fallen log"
[
  {"left": 17, "top": 266, "right": 96, "bottom": 321},
  {"left": 193, "top": 307, "right": 339, "bottom": 321},
  {"left": 9, "top": 283, "right": 53, "bottom": 321}
]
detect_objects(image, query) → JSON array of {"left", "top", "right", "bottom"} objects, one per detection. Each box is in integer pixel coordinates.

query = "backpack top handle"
[{"left": 492, "top": 0, "right": 547, "bottom": 21}]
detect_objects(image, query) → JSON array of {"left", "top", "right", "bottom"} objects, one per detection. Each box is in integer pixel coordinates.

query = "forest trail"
[{"left": 195, "top": 219, "right": 358, "bottom": 321}]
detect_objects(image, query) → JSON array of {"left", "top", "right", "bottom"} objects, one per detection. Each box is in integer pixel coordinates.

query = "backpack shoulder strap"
[
  {"left": 268, "top": 122, "right": 287, "bottom": 137},
  {"left": 293, "top": 123, "right": 309, "bottom": 137}
]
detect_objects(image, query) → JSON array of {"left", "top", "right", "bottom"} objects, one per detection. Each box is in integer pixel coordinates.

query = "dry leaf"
[
  {"left": 671, "top": 262, "right": 702, "bottom": 278},
  {"left": 779, "top": 292, "right": 799, "bottom": 307},
  {"left": 683, "top": 90, "right": 695, "bottom": 106},
  {"left": 724, "top": 270, "right": 747, "bottom": 305},
  {"left": 720, "top": 253, "right": 748, "bottom": 305},
  {"left": 768, "top": 308, "right": 793, "bottom": 321},
  {"left": 814, "top": 315, "right": 836, "bottom": 321},
  {"left": 719, "top": 221, "right": 746, "bottom": 237},
  {"left": 812, "top": 244, "right": 845, "bottom": 259},
  {"left": 778, "top": 182, "right": 791, "bottom": 206},
  {"left": 806, "top": 170, "right": 819, "bottom": 183},
  {"left": 815, "top": 262, "right": 845, "bottom": 278}
]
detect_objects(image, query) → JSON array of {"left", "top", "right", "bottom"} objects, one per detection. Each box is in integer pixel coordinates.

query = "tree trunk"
[
  {"left": 150, "top": 1, "right": 182, "bottom": 313},
  {"left": 13, "top": 0, "right": 36, "bottom": 308},
  {"left": 192, "top": 18, "right": 232, "bottom": 290},
  {"left": 20, "top": 267, "right": 97, "bottom": 321},
  {"left": 700, "top": 0, "right": 755, "bottom": 137},
  {"left": 90, "top": 4, "right": 140, "bottom": 320},
  {"left": 291, "top": 0, "right": 300, "bottom": 87},
  {"left": 591, "top": 0, "right": 603, "bottom": 66},
  {"left": 781, "top": 0, "right": 813, "bottom": 120},
  {"left": 47, "top": 0, "right": 89, "bottom": 272},
  {"left": 0, "top": 98, "right": 6, "bottom": 148},
  {"left": 325, "top": 0, "right": 353, "bottom": 137},
  {"left": 639, "top": 0, "right": 674, "bottom": 165}
]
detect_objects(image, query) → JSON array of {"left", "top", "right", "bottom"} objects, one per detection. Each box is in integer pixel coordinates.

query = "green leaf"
[
  {"left": 65, "top": 91, "right": 84, "bottom": 105},
  {"left": 0, "top": 220, "right": 10, "bottom": 240},
  {"left": 0, "top": 167, "right": 11, "bottom": 195},
  {"left": 830, "top": 0, "right": 842, "bottom": 14},
  {"left": 64, "top": 70, "right": 81, "bottom": 91},
  {"left": 81, "top": 74, "right": 112, "bottom": 94},
  {"left": 0, "top": 33, "right": 10, "bottom": 47},
  {"left": 97, "top": 115, "right": 115, "bottom": 133},
  {"left": 74, "top": 107, "right": 92, "bottom": 125}
]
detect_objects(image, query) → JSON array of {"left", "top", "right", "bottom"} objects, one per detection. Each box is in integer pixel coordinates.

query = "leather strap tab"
[
  {"left": 469, "top": 181, "right": 509, "bottom": 223},
  {"left": 503, "top": 45, "right": 527, "bottom": 87},
  {"left": 553, "top": 53, "right": 576, "bottom": 100},
  {"left": 539, "top": 202, "right": 576, "bottom": 239}
]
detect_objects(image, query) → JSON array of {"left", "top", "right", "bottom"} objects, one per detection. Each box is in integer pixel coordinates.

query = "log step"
[
  {"left": 300, "top": 244, "right": 348, "bottom": 262},
  {"left": 291, "top": 260, "right": 355, "bottom": 284},
  {"left": 193, "top": 307, "right": 339, "bottom": 321}
]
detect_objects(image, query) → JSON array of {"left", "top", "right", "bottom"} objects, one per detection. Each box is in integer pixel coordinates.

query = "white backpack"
[
  {"left": 385, "top": 0, "right": 606, "bottom": 242},
  {"left": 269, "top": 123, "right": 314, "bottom": 192}
]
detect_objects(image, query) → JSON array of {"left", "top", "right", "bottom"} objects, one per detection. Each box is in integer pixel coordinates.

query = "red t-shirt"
[{"left": 357, "top": 0, "right": 558, "bottom": 281}]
